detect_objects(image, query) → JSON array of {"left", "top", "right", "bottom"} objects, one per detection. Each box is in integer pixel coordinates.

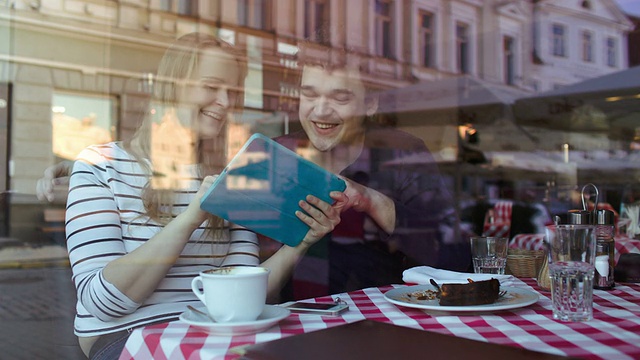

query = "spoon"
[{"left": 187, "top": 305, "right": 215, "bottom": 322}]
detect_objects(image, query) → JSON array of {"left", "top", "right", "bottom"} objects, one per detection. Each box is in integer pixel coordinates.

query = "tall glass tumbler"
[
  {"left": 470, "top": 236, "right": 508, "bottom": 275},
  {"left": 545, "top": 224, "right": 596, "bottom": 322}
]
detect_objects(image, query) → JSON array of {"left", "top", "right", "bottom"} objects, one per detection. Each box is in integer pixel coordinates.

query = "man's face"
[{"left": 298, "top": 65, "right": 377, "bottom": 152}]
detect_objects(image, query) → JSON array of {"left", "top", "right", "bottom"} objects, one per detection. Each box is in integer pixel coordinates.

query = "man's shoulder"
[{"left": 365, "top": 126, "right": 427, "bottom": 151}]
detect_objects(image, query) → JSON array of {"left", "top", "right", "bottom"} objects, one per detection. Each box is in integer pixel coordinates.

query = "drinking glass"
[
  {"left": 545, "top": 224, "right": 596, "bottom": 322},
  {"left": 470, "top": 236, "right": 508, "bottom": 274}
]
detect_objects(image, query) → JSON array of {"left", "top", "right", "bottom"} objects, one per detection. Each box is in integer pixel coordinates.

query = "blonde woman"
[{"left": 65, "top": 33, "right": 345, "bottom": 359}]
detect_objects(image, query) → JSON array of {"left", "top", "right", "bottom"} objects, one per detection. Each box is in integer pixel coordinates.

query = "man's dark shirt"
[{"left": 274, "top": 125, "right": 468, "bottom": 297}]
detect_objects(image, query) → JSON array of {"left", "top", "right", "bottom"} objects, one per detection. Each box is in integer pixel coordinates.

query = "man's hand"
[
  {"left": 339, "top": 176, "right": 396, "bottom": 234},
  {"left": 340, "top": 177, "right": 372, "bottom": 213},
  {"left": 36, "top": 160, "right": 74, "bottom": 202}
]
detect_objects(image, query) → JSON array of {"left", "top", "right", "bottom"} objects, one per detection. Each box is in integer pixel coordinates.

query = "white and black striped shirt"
[{"left": 66, "top": 142, "right": 259, "bottom": 337}]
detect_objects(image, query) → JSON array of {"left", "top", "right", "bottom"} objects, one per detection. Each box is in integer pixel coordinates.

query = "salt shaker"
[{"left": 594, "top": 209, "right": 615, "bottom": 290}]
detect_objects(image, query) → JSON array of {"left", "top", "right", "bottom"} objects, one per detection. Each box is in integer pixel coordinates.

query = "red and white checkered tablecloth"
[
  {"left": 119, "top": 278, "right": 640, "bottom": 360},
  {"left": 482, "top": 201, "right": 512, "bottom": 238},
  {"left": 510, "top": 234, "right": 640, "bottom": 264},
  {"left": 509, "top": 233, "right": 546, "bottom": 251}
]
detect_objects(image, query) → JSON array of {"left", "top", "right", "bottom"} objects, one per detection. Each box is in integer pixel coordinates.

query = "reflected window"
[
  {"left": 456, "top": 22, "right": 469, "bottom": 74},
  {"left": 582, "top": 31, "right": 593, "bottom": 62},
  {"left": 177, "top": 0, "right": 195, "bottom": 16},
  {"left": 503, "top": 36, "right": 515, "bottom": 85},
  {"left": 51, "top": 93, "right": 115, "bottom": 161},
  {"left": 551, "top": 23, "right": 566, "bottom": 57},
  {"left": 238, "top": 0, "right": 270, "bottom": 30},
  {"left": 419, "top": 10, "right": 435, "bottom": 68},
  {"left": 304, "top": 0, "right": 330, "bottom": 44},
  {"left": 277, "top": 42, "right": 299, "bottom": 113},
  {"left": 159, "top": 0, "right": 197, "bottom": 16},
  {"left": 375, "top": 0, "right": 394, "bottom": 59},
  {"left": 160, "top": 0, "right": 171, "bottom": 11},
  {"left": 148, "top": 105, "right": 196, "bottom": 190},
  {"left": 606, "top": 37, "right": 617, "bottom": 67}
]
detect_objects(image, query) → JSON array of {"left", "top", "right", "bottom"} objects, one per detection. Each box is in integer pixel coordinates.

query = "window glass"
[
  {"left": 582, "top": 31, "right": 593, "bottom": 62},
  {"left": 607, "top": 37, "right": 617, "bottom": 67},
  {"left": 238, "top": 0, "right": 269, "bottom": 29},
  {"left": 304, "top": 0, "right": 330, "bottom": 43},
  {"left": 375, "top": 0, "right": 394, "bottom": 58},
  {"left": 551, "top": 24, "right": 566, "bottom": 57},
  {"left": 504, "top": 36, "right": 515, "bottom": 84},
  {"left": 420, "top": 11, "right": 434, "bottom": 67},
  {"left": 2, "top": 4, "right": 638, "bottom": 358},
  {"left": 457, "top": 23, "right": 469, "bottom": 73}
]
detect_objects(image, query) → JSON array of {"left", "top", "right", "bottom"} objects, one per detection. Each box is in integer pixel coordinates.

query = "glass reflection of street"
[{"left": 0, "top": 265, "right": 83, "bottom": 359}]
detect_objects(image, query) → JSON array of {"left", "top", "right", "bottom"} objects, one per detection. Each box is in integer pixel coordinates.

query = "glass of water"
[
  {"left": 545, "top": 224, "right": 596, "bottom": 322},
  {"left": 470, "top": 236, "right": 508, "bottom": 274}
]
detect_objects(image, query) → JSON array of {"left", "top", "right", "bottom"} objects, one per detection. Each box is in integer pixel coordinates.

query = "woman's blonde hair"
[{"left": 125, "top": 33, "right": 248, "bottom": 238}]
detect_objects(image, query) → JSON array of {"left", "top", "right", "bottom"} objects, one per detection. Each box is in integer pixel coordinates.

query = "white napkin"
[{"left": 402, "top": 266, "right": 512, "bottom": 285}]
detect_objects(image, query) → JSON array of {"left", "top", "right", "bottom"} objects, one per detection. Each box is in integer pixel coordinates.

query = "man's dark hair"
[{"left": 294, "top": 24, "right": 385, "bottom": 124}]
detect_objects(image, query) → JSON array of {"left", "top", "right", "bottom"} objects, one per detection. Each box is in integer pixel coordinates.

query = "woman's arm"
[
  {"left": 67, "top": 147, "right": 215, "bottom": 320},
  {"left": 100, "top": 176, "right": 215, "bottom": 303}
]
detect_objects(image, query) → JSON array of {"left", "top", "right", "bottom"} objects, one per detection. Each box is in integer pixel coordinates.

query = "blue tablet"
[{"left": 200, "top": 133, "right": 346, "bottom": 247}]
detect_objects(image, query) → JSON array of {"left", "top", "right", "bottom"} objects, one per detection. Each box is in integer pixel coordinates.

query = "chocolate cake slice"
[{"left": 438, "top": 278, "right": 500, "bottom": 306}]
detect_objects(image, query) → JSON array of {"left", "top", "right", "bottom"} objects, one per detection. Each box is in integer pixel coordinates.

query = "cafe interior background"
[{"left": 0, "top": 0, "right": 639, "bottom": 355}]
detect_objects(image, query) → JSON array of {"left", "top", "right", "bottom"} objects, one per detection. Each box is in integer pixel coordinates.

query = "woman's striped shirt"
[{"left": 65, "top": 142, "right": 259, "bottom": 337}]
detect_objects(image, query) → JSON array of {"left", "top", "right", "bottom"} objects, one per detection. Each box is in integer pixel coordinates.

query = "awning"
[
  {"left": 513, "top": 66, "right": 640, "bottom": 134},
  {"left": 381, "top": 150, "right": 576, "bottom": 183},
  {"left": 375, "top": 76, "right": 531, "bottom": 125}
]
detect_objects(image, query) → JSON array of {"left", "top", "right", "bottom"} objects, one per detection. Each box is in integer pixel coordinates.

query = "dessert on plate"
[{"left": 437, "top": 278, "right": 501, "bottom": 306}]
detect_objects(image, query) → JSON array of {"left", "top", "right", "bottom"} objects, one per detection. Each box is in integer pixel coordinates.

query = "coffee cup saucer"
[{"left": 179, "top": 304, "right": 290, "bottom": 336}]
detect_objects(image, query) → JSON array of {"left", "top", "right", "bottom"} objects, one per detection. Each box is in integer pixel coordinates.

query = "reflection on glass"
[
  {"left": 148, "top": 103, "right": 255, "bottom": 190},
  {"left": 226, "top": 148, "right": 269, "bottom": 191},
  {"left": 150, "top": 107, "right": 197, "bottom": 190},
  {"left": 51, "top": 93, "right": 114, "bottom": 160}
]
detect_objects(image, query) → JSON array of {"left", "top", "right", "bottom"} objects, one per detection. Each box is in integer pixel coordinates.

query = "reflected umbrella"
[
  {"left": 513, "top": 66, "right": 640, "bottom": 137},
  {"left": 375, "top": 75, "right": 531, "bottom": 126}
]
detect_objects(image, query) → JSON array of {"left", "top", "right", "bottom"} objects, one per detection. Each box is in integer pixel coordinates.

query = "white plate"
[
  {"left": 384, "top": 285, "right": 538, "bottom": 312},
  {"left": 179, "top": 304, "right": 290, "bottom": 336}
]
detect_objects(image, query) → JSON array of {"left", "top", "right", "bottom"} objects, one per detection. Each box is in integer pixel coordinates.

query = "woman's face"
[{"left": 177, "top": 47, "right": 241, "bottom": 139}]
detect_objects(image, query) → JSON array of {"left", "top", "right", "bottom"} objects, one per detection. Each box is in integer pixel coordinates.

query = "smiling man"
[
  {"left": 274, "top": 40, "right": 467, "bottom": 298},
  {"left": 294, "top": 60, "right": 396, "bottom": 235}
]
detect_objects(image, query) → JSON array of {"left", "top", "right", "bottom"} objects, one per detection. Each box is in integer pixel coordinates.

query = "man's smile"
[{"left": 312, "top": 121, "right": 339, "bottom": 130}]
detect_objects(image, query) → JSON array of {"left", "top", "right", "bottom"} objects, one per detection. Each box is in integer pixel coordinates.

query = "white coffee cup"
[{"left": 191, "top": 266, "right": 270, "bottom": 323}]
